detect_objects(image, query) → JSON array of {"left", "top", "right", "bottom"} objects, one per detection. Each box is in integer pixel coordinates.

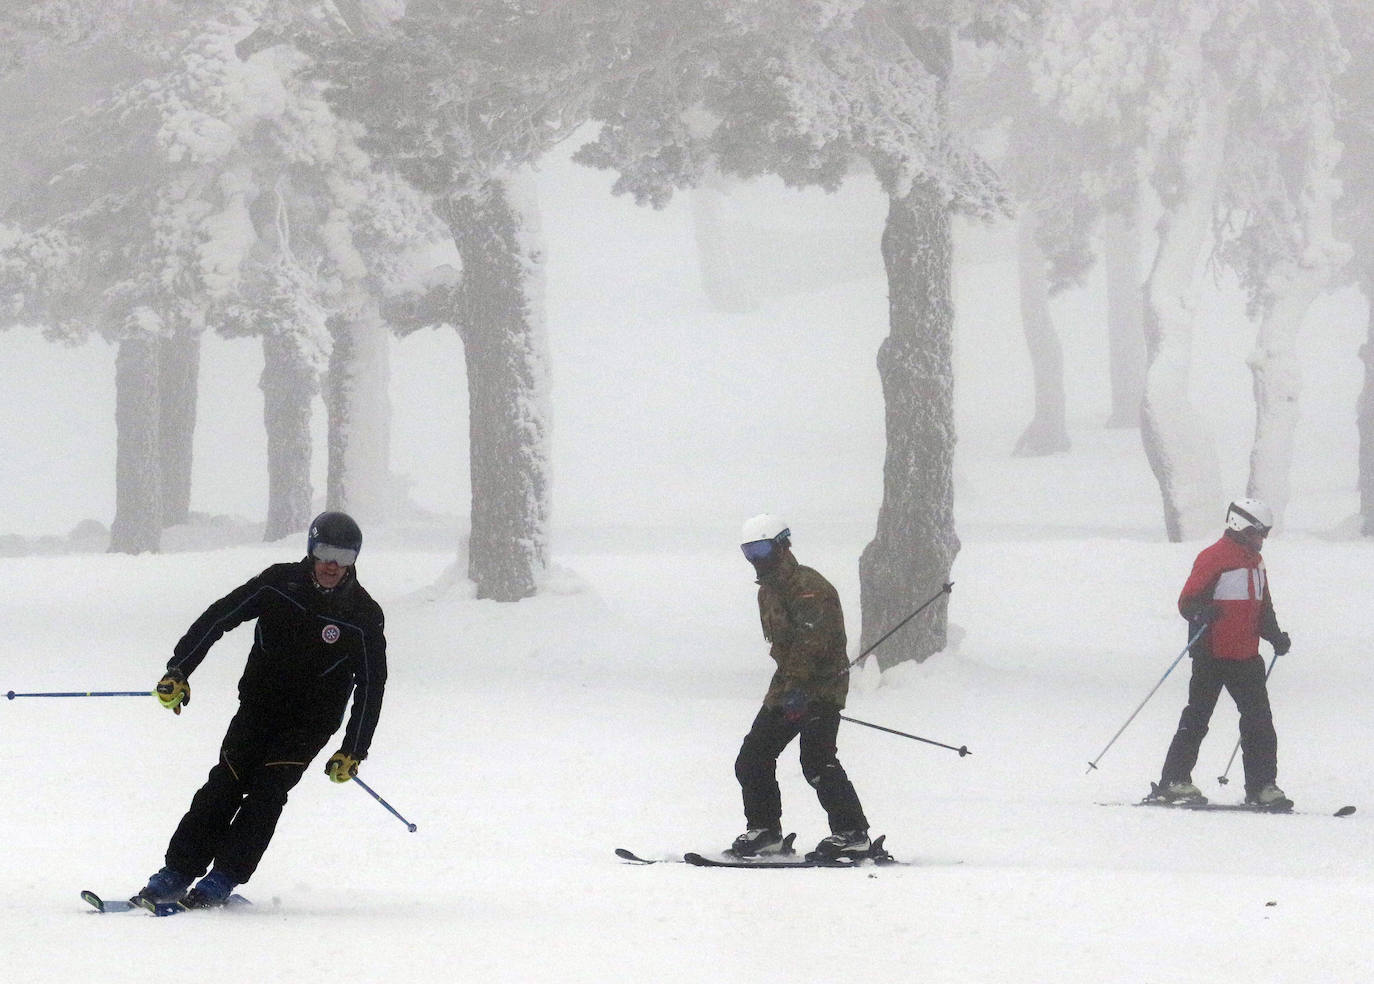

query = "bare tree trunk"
[
  {"left": 440, "top": 174, "right": 550, "bottom": 601},
  {"left": 1245, "top": 285, "right": 1310, "bottom": 528},
  {"left": 1102, "top": 205, "right": 1146, "bottom": 428},
  {"left": 110, "top": 334, "right": 162, "bottom": 554},
  {"left": 1247, "top": 96, "right": 1345, "bottom": 528},
  {"left": 1140, "top": 74, "right": 1228, "bottom": 541},
  {"left": 858, "top": 182, "right": 958, "bottom": 668},
  {"left": 325, "top": 303, "right": 392, "bottom": 523},
  {"left": 157, "top": 332, "right": 199, "bottom": 527},
  {"left": 1359, "top": 272, "right": 1374, "bottom": 535},
  {"left": 1013, "top": 210, "right": 1070, "bottom": 456},
  {"left": 261, "top": 330, "right": 317, "bottom": 541}
]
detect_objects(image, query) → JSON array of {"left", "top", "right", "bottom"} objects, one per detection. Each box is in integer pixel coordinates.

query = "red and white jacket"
[{"left": 1178, "top": 532, "right": 1283, "bottom": 660}]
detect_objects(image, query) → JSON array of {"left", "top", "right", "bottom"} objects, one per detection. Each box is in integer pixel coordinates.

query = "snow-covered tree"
[
  {"left": 1329, "top": 5, "right": 1374, "bottom": 533},
  {"left": 1211, "top": 5, "right": 1347, "bottom": 527},
  {"left": 0, "top": 3, "right": 249, "bottom": 552},
  {"left": 575, "top": 0, "right": 1032, "bottom": 664},
  {"left": 320, "top": 0, "right": 606, "bottom": 600},
  {"left": 212, "top": 17, "right": 435, "bottom": 537},
  {"left": 0, "top": 2, "right": 226, "bottom": 550},
  {"left": 959, "top": 18, "right": 1150, "bottom": 449},
  {"left": 237, "top": 0, "right": 426, "bottom": 531},
  {"left": 3, "top": 2, "right": 433, "bottom": 546},
  {"left": 1039, "top": 0, "right": 1347, "bottom": 539}
]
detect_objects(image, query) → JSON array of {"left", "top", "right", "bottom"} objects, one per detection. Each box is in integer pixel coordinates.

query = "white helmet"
[
  {"left": 1225, "top": 498, "right": 1273, "bottom": 534},
  {"left": 740, "top": 513, "right": 790, "bottom": 546},
  {"left": 740, "top": 513, "right": 791, "bottom": 563}
]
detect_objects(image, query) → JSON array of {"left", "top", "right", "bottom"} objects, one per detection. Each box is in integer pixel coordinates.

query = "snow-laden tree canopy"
[{"left": 575, "top": 0, "right": 1030, "bottom": 214}]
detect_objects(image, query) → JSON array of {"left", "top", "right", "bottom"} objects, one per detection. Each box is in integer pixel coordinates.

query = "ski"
[
  {"left": 131, "top": 893, "right": 252, "bottom": 917},
  {"left": 1100, "top": 801, "right": 1355, "bottom": 818},
  {"left": 619, "top": 834, "right": 904, "bottom": 868},
  {"left": 1147, "top": 801, "right": 1354, "bottom": 817},
  {"left": 682, "top": 851, "right": 899, "bottom": 869},
  {"left": 81, "top": 891, "right": 139, "bottom": 913},
  {"left": 616, "top": 832, "right": 798, "bottom": 865}
]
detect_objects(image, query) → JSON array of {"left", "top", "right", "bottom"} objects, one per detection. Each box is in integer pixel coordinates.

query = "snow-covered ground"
[
  {"left": 4, "top": 497, "right": 1372, "bottom": 983},
  {"left": 3, "top": 156, "right": 1373, "bottom": 982}
]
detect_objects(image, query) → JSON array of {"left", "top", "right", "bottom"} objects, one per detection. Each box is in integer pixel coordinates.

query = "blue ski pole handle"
[
  {"left": 6, "top": 690, "right": 154, "bottom": 699},
  {"left": 352, "top": 775, "right": 418, "bottom": 832}
]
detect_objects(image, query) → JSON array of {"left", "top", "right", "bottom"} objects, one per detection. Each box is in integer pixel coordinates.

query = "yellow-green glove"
[
  {"left": 155, "top": 670, "right": 190, "bottom": 715},
  {"left": 325, "top": 751, "right": 360, "bottom": 783}
]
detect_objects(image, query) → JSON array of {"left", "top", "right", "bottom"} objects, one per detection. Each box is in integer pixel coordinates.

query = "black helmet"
[{"left": 308, "top": 511, "right": 362, "bottom": 566}]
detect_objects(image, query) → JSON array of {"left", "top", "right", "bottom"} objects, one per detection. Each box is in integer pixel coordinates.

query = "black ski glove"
[
  {"left": 1182, "top": 602, "right": 1220, "bottom": 626},
  {"left": 1270, "top": 631, "right": 1291, "bottom": 656}
]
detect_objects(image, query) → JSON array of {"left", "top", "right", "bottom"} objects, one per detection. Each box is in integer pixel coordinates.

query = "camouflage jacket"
[{"left": 755, "top": 553, "right": 849, "bottom": 709}]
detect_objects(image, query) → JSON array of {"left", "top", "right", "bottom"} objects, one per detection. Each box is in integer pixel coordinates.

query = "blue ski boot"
[
  {"left": 136, "top": 866, "right": 193, "bottom": 904},
  {"left": 183, "top": 869, "right": 236, "bottom": 909}
]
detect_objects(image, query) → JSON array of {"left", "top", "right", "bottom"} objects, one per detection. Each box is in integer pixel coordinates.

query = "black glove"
[
  {"left": 780, "top": 690, "right": 808, "bottom": 724},
  {"left": 1270, "top": 631, "right": 1291, "bottom": 656},
  {"left": 1183, "top": 602, "right": 1220, "bottom": 626}
]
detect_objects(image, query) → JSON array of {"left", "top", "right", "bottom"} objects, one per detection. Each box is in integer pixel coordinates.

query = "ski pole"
[
  {"left": 840, "top": 581, "right": 954, "bottom": 675},
  {"left": 6, "top": 689, "right": 153, "bottom": 700},
  {"left": 351, "top": 775, "right": 418, "bottom": 832},
  {"left": 839, "top": 714, "right": 971, "bottom": 757},
  {"left": 1216, "top": 652, "right": 1280, "bottom": 786},
  {"left": 1086, "top": 620, "right": 1210, "bottom": 774}
]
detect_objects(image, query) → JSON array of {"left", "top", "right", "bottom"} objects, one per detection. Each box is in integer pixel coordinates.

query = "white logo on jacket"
[{"left": 322, "top": 624, "right": 341, "bottom": 644}]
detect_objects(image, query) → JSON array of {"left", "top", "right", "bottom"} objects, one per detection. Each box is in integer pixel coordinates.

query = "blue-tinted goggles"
[
  {"left": 741, "top": 539, "right": 778, "bottom": 563},
  {"left": 312, "top": 543, "right": 358, "bottom": 566}
]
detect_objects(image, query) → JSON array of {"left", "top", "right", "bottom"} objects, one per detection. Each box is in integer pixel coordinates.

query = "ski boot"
[
  {"left": 1245, "top": 783, "right": 1293, "bottom": 811},
  {"left": 134, "top": 866, "right": 193, "bottom": 905},
  {"left": 1144, "top": 780, "right": 1207, "bottom": 805},
  {"left": 182, "top": 869, "right": 236, "bottom": 909},
  {"left": 728, "top": 827, "right": 787, "bottom": 858},
  {"left": 810, "top": 829, "right": 871, "bottom": 860}
]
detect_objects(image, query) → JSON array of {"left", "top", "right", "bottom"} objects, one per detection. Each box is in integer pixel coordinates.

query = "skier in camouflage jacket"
[{"left": 731, "top": 515, "right": 871, "bottom": 860}]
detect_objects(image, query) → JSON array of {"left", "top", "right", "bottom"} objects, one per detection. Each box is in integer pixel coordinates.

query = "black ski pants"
[
  {"left": 1160, "top": 653, "right": 1277, "bottom": 796},
  {"left": 735, "top": 703, "right": 868, "bottom": 833},
  {"left": 165, "top": 706, "right": 333, "bottom": 885}
]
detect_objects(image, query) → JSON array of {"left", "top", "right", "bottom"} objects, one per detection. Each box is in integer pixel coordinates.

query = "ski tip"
[{"left": 1335, "top": 805, "right": 1357, "bottom": 817}]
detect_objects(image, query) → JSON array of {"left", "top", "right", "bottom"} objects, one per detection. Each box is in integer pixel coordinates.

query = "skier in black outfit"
[{"left": 136, "top": 512, "right": 387, "bottom": 908}]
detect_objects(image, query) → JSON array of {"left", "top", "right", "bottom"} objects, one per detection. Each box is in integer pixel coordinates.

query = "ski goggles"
[
  {"left": 311, "top": 543, "right": 359, "bottom": 566},
  {"left": 740, "top": 539, "right": 779, "bottom": 564}
]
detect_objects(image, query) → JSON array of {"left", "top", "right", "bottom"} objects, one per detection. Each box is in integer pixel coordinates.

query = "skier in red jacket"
[{"left": 1148, "top": 498, "right": 1292, "bottom": 808}]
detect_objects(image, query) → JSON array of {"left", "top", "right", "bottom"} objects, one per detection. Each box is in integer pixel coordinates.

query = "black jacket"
[{"left": 168, "top": 559, "right": 387, "bottom": 759}]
